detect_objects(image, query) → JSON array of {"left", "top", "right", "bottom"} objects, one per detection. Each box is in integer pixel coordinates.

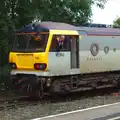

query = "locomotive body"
[
  {"left": 9, "top": 21, "right": 120, "bottom": 98},
  {"left": 79, "top": 28, "right": 120, "bottom": 73}
]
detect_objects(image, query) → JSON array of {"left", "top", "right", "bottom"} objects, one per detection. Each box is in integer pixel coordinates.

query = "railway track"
[
  {"left": 0, "top": 86, "right": 119, "bottom": 111},
  {"left": 0, "top": 93, "right": 46, "bottom": 110}
]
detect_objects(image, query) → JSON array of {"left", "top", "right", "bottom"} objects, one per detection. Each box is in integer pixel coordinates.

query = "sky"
[{"left": 92, "top": 0, "right": 120, "bottom": 24}]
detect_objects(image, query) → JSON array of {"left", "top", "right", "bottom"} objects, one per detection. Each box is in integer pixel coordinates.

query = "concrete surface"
[{"left": 32, "top": 102, "right": 120, "bottom": 120}]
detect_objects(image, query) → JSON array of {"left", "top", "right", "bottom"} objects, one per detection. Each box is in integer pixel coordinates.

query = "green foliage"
[
  {"left": 92, "top": 0, "right": 107, "bottom": 9},
  {"left": 35, "top": 0, "right": 107, "bottom": 25},
  {"left": 113, "top": 17, "right": 120, "bottom": 27},
  {"left": 0, "top": 0, "right": 107, "bottom": 30}
]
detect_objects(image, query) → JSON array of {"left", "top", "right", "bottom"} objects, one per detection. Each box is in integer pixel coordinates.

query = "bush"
[{"left": 0, "top": 64, "right": 11, "bottom": 91}]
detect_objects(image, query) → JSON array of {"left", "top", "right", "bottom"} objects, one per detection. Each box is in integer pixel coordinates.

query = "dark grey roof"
[
  {"left": 16, "top": 21, "right": 78, "bottom": 33},
  {"left": 39, "top": 21, "right": 78, "bottom": 30},
  {"left": 16, "top": 21, "right": 120, "bottom": 36},
  {"left": 77, "top": 27, "right": 120, "bottom": 36}
]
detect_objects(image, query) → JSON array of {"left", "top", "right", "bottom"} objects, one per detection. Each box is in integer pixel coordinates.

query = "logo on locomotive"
[
  {"left": 104, "top": 46, "right": 109, "bottom": 54},
  {"left": 90, "top": 43, "right": 99, "bottom": 56}
]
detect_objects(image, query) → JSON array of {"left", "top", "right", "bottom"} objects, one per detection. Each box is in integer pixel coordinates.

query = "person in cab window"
[{"left": 56, "top": 35, "right": 65, "bottom": 51}]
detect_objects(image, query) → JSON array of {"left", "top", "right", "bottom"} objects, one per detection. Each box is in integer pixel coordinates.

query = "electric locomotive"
[{"left": 9, "top": 21, "right": 120, "bottom": 98}]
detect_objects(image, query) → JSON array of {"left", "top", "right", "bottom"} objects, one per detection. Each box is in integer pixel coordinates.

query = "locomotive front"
[
  {"left": 9, "top": 22, "right": 80, "bottom": 98},
  {"left": 10, "top": 32, "right": 49, "bottom": 71},
  {"left": 9, "top": 23, "right": 51, "bottom": 98}
]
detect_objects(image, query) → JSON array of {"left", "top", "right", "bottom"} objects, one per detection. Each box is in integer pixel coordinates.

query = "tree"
[
  {"left": 93, "top": 0, "right": 107, "bottom": 9},
  {"left": 113, "top": 17, "right": 120, "bottom": 27},
  {"left": 35, "top": 0, "right": 107, "bottom": 25},
  {"left": 0, "top": 0, "right": 107, "bottom": 29}
]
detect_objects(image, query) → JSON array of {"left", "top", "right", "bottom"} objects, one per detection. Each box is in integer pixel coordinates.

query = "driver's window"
[
  {"left": 28, "top": 34, "right": 48, "bottom": 51},
  {"left": 50, "top": 35, "right": 70, "bottom": 52}
]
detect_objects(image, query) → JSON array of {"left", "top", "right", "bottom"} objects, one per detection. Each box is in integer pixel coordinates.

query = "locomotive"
[{"left": 9, "top": 21, "right": 120, "bottom": 98}]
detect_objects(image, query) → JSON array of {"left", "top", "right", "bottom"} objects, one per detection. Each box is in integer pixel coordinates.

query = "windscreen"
[{"left": 12, "top": 33, "right": 49, "bottom": 52}]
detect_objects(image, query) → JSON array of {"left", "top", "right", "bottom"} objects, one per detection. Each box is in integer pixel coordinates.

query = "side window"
[{"left": 50, "top": 35, "right": 70, "bottom": 52}]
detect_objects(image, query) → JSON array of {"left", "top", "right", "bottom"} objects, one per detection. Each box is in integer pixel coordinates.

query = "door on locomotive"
[
  {"left": 49, "top": 34, "right": 79, "bottom": 75},
  {"left": 70, "top": 36, "right": 79, "bottom": 69}
]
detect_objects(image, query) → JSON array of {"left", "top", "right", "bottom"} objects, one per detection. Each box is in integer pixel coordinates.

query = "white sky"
[{"left": 92, "top": 0, "right": 120, "bottom": 24}]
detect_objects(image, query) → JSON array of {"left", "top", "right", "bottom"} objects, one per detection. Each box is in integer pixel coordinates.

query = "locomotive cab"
[
  {"left": 9, "top": 22, "right": 80, "bottom": 98},
  {"left": 10, "top": 33, "right": 49, "bottom": 71}
]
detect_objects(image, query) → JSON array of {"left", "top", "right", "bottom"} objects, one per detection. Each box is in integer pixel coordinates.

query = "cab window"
[
  {"left": 50, "top": 35, "right": 71, "bottom": 52},
  {"left": 12, "top": 33, "right": 49, "bottom": 52}
]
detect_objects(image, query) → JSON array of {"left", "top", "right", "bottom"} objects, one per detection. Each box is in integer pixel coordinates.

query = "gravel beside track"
[{"left": 0, "top": 87, "right": 120, "bottom": 120}]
